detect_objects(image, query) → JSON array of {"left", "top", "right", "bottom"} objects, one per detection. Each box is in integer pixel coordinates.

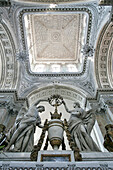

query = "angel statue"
[
  {"left": 62, "top": 101, "right": 100, "bottom": 152},
  {"left": 6, "top": 99, "right": 47, "bottom": 152}
]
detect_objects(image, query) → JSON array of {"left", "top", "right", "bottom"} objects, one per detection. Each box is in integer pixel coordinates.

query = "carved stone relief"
[
  {"left": 0, "top": 162, "right": 113, "bottom": 169},
  {"left": 17, "top": 78, "right": 33, "bottom": 96},
  {"left": 27, "top": 85, "right": 86, "bottom": 107}
]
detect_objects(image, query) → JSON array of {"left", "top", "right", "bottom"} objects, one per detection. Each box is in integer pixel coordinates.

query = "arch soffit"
[
  {"left": 27, "top": 84, "right": 88, "bottom": 107},
  {"left": 95, "top": 20, "right": 113, "bottom": 88},
  {"left": 0, "top": 21, "right": 19, "bottom": 89}
]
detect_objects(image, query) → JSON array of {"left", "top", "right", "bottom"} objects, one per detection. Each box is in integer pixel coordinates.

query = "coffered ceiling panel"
[{"left": 24, "top": 12, "right": 87, "bottom": 72}]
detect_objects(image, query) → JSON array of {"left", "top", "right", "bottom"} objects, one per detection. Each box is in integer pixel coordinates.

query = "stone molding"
[
  {"left": 107, "top": 29, "right": 113, "bottom": 87},
  {"left": 13, "top": 0, "right": 98, "bottom": 4},
  {"left": 0, "top": 90, "right": 29, "bottom": 107},
  {"left": 0, "top": 161, "right": 113, "bottom": 169}
]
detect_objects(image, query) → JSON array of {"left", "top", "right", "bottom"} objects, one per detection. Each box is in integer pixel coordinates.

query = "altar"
[
  {"left": 0, "top": 95, "right": 113, "bottom": 169},
  {"left": 0, "top": 152, "right": 113, "bottom": 169}
]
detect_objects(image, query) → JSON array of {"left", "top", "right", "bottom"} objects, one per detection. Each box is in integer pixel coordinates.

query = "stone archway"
[{"left": 27, "top": 83, "right": 87, "bottom": 108}]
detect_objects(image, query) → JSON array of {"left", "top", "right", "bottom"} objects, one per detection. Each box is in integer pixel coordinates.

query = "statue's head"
[
  {"left": 105, "top": 124, "right": 113, "bottom": 132},
  {"left": 73, "top": 102, "right": 80, "bottom": 108},
  {"left": 36, "top": 106, "right": 45, "bottom": 113}
]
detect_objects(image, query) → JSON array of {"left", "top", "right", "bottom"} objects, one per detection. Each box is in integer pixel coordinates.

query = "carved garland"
[
  {"left": 17, "top": 7, "right": 92, "bottom": 77},
  {"left": 95, "top": 21, "right": 113, "bottom": 88}
]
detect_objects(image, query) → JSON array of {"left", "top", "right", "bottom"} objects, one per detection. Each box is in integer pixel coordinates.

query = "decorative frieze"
[
  {"left": 0, "top": 162, "right": 113, "bottom": 169},
  {"left": 28, "top": 86, "right": 86, "bottom": 107}
]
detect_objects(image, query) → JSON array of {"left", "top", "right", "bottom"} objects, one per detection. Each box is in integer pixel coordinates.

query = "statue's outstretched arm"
[
  {"left": 62, "top": 101, "right": 72, "bottom": 113},
  {"left": 37, "top": 124, "right": 43, "bottom": 128}
]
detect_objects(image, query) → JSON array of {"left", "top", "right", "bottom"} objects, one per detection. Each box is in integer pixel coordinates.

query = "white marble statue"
[
  {"left": 6, "top": 104, "right": 45, "bottom": 152},
  {"left": 63, "top": 101, "right": 100, "bottom": 152}
]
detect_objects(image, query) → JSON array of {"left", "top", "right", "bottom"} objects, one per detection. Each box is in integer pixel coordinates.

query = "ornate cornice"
[
  {"left": 83, "top": 88, "right": 113, "bottom": 108},
  {"left": 86, "top": 88, "right": 113, "bottom": 102},
  {"left": 0, "top": 160, "right": 113, "bottom": 169},
  {"left": 0, "top": 90, "right": 29, "bottom": 106},
  {"left": 13, "top": 0, "right": 97, "bottom": 3}
]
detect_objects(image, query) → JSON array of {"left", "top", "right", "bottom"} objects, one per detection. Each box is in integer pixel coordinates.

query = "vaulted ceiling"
[{"left": 0, "top": 0, "right": 112, "bottom": 103}]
